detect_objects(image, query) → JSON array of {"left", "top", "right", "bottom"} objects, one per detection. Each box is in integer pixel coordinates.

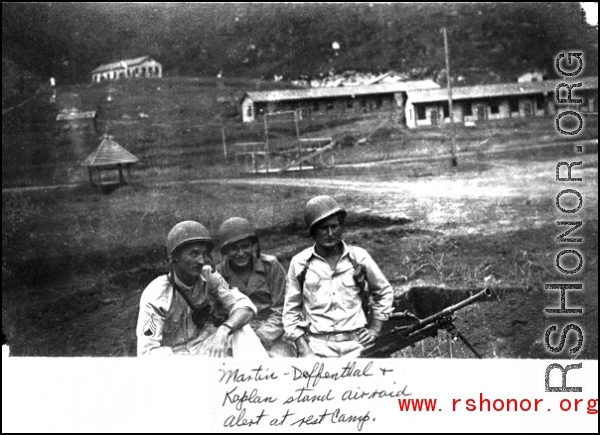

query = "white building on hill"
[{"left": 91, "top": 56, "right": 162, "bottom": 83}]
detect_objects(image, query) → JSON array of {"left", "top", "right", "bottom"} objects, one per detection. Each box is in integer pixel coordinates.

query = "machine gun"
[{"left": 361, "top": 288, "right": 492, "bottom": 358}]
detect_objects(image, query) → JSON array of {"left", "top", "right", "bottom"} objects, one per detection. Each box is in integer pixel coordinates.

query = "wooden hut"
[{"left": 82, "top": 134, "right": 140, "bottom": 190}]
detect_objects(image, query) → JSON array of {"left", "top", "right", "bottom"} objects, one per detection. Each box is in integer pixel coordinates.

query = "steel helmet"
[
  {"left": 304, "top": 195, "right": 346, "bottom": 234},
  {"left": 218, "top": 217, "right": 258, "bottom": 254},
  {"left": 166, "top": 221, "right": 214, "bottom": 257}
]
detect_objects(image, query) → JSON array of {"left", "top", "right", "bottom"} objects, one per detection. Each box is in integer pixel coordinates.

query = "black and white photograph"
[{"left": 2, "top": 2, "right": 598, "bottom": 432}]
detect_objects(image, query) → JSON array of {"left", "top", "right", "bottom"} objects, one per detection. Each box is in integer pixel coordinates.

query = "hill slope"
[{"left": 2, "top": 2, "right": 597, "bottom": 89}]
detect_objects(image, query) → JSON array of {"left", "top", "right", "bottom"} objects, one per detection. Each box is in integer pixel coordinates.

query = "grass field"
[
  {"left": 3, "top": 76, "right": 597, "bottom": 188},
  {"left": 2, "top": 77, "right": 598, "bottom": 358}
]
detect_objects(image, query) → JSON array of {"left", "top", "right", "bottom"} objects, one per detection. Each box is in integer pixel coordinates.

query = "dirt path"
[{"left": 3, "top": 139, "right": 596, "bottom": 194}]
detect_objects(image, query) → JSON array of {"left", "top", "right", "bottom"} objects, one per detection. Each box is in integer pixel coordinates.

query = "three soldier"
[{"left": 137, "top": 196, "right": 394, "bottom": 358}]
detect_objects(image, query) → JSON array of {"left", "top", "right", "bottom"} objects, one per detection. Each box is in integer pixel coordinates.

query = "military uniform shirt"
[
  {"left": 136, "top": 269, "right": 256, "bottom": 356},
  {"left": 217, "top": 254, "right": 286, "bottom": 348},
  {"left": 283, "top": 242, "right": 394, "bottom": 342}
]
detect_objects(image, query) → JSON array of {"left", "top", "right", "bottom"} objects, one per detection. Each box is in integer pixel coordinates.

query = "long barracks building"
[
  {"left": 240, "top": 77, "right": 598, "bottom": 128},
  {"left": 404, "top": 77, "right": 598, "bottom": 128},
  {"left": 240, "top": 80, "right": 441, "bottom": 123}
]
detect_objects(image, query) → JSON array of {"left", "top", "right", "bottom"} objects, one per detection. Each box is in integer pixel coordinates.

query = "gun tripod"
[
  {"left": 437, "top": 315, "right": 483, "bottom": 359},
  {"left": 361, "top": 312, "right": 485, "bottom": 359}
]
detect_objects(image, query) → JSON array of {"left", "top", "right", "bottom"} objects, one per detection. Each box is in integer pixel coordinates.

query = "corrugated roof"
[
  {"left": 91, "top": 56, "right": 160, "bottom": 74},
  {"left": 407, "top": 77, "right": 598, "bottom": 104},
  {"left": 82, "top": 134, "right": 140, "bottom": 167},
  {"left": 244, "top": 80, "right": 441, "bottom": 103}
]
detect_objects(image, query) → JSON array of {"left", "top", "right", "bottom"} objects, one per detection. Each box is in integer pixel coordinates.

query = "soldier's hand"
[
  {"left": 200, "top": 326, "right": 230, "bottom": 358},
  {"left": 201, "top": 264, "right": 213, "bottom": 281},
  {"left": 356, "top": 328, "right": 379, "bottom": 347}
]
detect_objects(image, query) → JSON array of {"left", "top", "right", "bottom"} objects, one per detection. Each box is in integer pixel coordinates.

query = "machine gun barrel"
[
  {"left": 361, "top": 288, "right": 492, "bottom": 358},
  {"left": 399, "top": 287, "right": 492, "bottom": 335}
]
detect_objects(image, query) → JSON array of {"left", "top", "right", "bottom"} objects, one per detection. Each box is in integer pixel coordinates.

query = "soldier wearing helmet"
[
  {"left": 283, "top": 196, "right": 394, "bottom": 358},
  {"left": 136, "top": 220, "right": 267, "bottom": 357},
  {"left": 215, "top": 217, "right": 296, "bottom": 357}
]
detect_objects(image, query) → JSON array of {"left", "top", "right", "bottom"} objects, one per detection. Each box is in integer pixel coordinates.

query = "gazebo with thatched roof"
[{"left": 82, "top": 134, "right": 140, "bottom": 190}]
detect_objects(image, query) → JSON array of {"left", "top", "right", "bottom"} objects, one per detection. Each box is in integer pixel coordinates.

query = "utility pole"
[
  {"left": 264, "top": 114, "right": 270, "bottom": 173},
  {"left": 443, "top": 27, "right": 458, "bottom": 167},
  {"left": 221, "top": 120, "right": 227, "bottom": 158},
  {"left": 294, "top": 110, "right": 302, "bottom": 170}
]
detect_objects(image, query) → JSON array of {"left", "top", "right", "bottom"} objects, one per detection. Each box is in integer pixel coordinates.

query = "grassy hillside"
[{"left": 2, "top": 76, "right": 302, "bottom": 187}]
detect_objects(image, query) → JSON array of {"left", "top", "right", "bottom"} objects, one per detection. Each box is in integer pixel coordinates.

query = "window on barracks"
[
  {"left": 313, "top": 101, "right": 320, "bottom": 111},
  {"left": 464, "top": 103, "right": 473, "bottom": 116},
  {"left": 442, "top": 102, "right": 449, "bottom": 118},
  {"left": 376, "top": 98, "right": 383, "bottom": 109},
  {"left": 326, "top": 101, "right": 334, "bottom": 111},
  {"left": 536, "top": 95, "right": 545, "bottom": 110},
  {"left": 490, "top": 102, "right": 500, "bottom": 114},
  {"left": 416, "top": 106, "right": 426, "bottom": 120},
  {"left": 346, "top": 100, "right": 354, "bottom": 109},
  {"left": 509, "top": 98, "right": 519, "bottom": 112}
]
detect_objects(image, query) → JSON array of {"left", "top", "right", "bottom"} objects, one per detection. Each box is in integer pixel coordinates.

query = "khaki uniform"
[
  {"left": 136, "top": 269, "right": 266, "bottom": 357},
  {"left": 283, "top": 242, "right": 394, "bottom": 357},
  {"left": 217, "top": 254, "right": 296, "bottom": 357}
]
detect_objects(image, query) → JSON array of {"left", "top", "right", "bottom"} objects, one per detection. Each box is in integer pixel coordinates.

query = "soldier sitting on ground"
[
  {"left": 215, "top": 217, "right": 297, "bottom": 358},
  {"left": 136, "top": 220, "right": 268, "bottom": 357},
  {"left": 283, "top": 195, "right": 394, "bottom": 358}
]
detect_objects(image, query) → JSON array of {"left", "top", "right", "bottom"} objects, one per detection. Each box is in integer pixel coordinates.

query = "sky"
[{"left": 581, "top": 2, "right": 598, "bottom": 26}]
